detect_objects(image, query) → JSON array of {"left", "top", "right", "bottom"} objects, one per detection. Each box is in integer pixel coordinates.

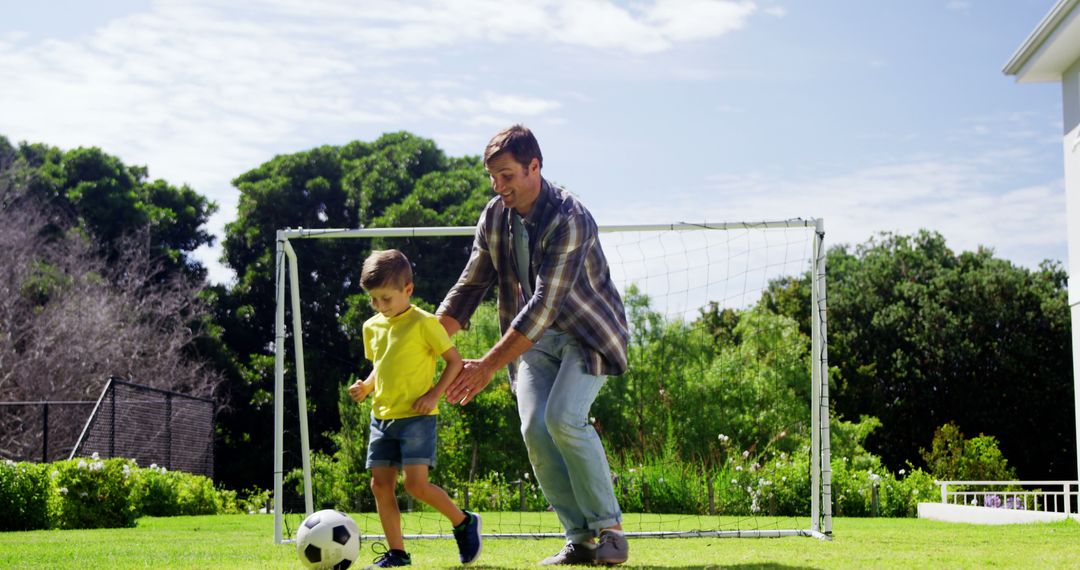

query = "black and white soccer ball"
[{"left": 296, "top": 509, "right": 361, "bottom": 569}]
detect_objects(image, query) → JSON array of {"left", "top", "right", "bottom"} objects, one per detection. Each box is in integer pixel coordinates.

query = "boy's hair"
[
  {"left": 484, "top": 124, "right": 543, "bottom": 170},
  {"left": 360, "top": 249, "right": 413, "bottom": 290}
]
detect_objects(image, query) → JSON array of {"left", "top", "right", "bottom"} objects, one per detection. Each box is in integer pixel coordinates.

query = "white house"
[{"left": 1004, "top": 0, "right": 1080, "bottom": 481}]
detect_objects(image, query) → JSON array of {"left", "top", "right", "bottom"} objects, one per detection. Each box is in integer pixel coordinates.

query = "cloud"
[
  {"left": 0, "top": 0, "right": 764, "bottom": 283},
  {"left": 603, "top": 151, "right": 1068, "bottom": 271}
]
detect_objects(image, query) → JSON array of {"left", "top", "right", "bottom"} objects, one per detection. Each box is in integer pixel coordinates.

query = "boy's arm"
[
  {"left": 412, "top": 347, "right": 464, "bottom": 414},
  {"left": 348, "top": 370, "right": 376, "bottom": 402}
]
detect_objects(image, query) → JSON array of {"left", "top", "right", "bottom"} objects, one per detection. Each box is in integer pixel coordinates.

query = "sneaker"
[
  {"left": 366, "top": 547, "right": 412, "bottom": 568},
  {"left": 539, "top": 542, "right": 596, "bottom": 566},
  {"left": 595, "top": 530, "right": 629, "bottom": 565},
  {"left": 452, "top": 511, "right": 482, "bottom": 564}
]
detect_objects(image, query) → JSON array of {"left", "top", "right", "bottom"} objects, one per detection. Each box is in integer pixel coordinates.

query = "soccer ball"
[{"left": 296, "top": 509, "right": 361, "bottom": 569}]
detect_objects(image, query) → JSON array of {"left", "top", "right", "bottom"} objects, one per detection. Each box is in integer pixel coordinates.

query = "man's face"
[
  {"left": 367, "top": 283, "right": 413, "bottom": 318},
  {"left": 486, "top": 152, "right": 541, "bottom": 215}
]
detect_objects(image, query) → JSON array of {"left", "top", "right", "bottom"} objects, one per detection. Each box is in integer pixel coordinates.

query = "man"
[{"left": 437, "top": 124, "right": 630, "bottom": 565}]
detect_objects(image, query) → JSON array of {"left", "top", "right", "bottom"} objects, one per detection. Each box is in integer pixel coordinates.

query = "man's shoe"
[
  {"left": 366, "top": 548, "right": 412, "bottom": 568},
  {"left": 539, "top": 542, "right": 596, "bottom": 566},
  {"left": 595, "top": 530, "right": 629, "bottom": 565},
  {"left": 452, "top": 511, "right": 482, "bottom": 564}
]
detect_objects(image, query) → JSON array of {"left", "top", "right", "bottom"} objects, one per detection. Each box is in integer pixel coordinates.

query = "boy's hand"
[
  {"left": 348, "top": 379, "right": 373, "bottom": 402},
  {"left": 411, "top": 389, "right": 440, "bottom": 415}
]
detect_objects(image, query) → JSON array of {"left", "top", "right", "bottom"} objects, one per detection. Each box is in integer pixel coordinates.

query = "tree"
[
  {"left": 0, "top": 135, "right": 216, "bottom": 281},
  {"left": 761, "top": 230, "right": 1073, "bottom": 478},
  {"left": 0, "top": 176, "right": 222, "bottom": 462},
  {"left": 215, "top": 132, "right": 491, "bottom": 490}
]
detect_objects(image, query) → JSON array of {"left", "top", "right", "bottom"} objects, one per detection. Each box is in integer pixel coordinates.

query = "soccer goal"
[{"left": 272, "top": 219, "right": 832, "bottom": 544}]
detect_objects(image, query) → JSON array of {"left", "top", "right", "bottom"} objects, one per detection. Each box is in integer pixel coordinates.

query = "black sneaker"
[
  {"left": 539, "top": 542, "right": 596, "bottom": 566},
  {"left": 366, "top": 547, "right": 412, "bottom": 568},
  {"left": 452, "top": 511, "right": 482, "bottom": 564},
  {"left": 595, "top": 530, "right": 628, "bottom": 565}
]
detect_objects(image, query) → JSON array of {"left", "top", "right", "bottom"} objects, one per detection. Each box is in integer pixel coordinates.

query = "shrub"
[
  {"left": 51, "top": 455, "right": 138, "bottom": 529},
  {"left": 0, "top": 460, "right": 53, "bottom": 531}
]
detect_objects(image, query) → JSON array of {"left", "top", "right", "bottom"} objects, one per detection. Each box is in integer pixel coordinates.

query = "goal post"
[{"left": 272, "top": 220, "right": 832, "bottom": 544}]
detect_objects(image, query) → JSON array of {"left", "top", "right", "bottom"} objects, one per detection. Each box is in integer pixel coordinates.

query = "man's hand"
[
  {"left": 445, "top": 359, "right": 496, "bottom": 406},
  {"left": 412, "top": 389, "right": 441, "bottom": 415},
  {"left": 347, "top": 378, "right": 373, "bottom": 403}
]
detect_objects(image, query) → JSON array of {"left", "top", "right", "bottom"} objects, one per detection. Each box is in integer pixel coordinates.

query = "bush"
[
  {"left": 0, "top": 460, "right": 52, "bottom": 531},
  {"left": 51, "top": 455, "right": 138, "bottom": 529},
  {"left": 131, "top": 464, "right": 225, "bottom": 516}
]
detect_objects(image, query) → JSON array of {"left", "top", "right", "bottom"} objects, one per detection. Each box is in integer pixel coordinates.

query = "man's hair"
[
  {"left": 360, "top": 249, "right": 413, "bottom": 290},
  {"left": 484, "top": 124, "right": 543, "bottom": 170}
]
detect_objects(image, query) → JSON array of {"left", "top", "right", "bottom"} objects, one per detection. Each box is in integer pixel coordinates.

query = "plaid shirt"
[{"left": 437, "top": 178, "right": 628, "bottom": 380}]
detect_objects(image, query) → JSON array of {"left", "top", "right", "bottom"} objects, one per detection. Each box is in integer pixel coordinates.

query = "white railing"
[{"left": 936, "top": 480, "right": 1079, "bottom": 514}]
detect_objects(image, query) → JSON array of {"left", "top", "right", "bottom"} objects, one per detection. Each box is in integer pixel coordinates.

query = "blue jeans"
[
  {"left": 516, "top": 329, "right": 622, "bottom": 543},
  {"left": 365, "top": 414, "right": 438, "bottom": 469}
]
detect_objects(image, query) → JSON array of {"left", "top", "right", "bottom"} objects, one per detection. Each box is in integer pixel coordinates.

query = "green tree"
[
  {"left": 761, "top": 230, "right": 1073, "bottom": 478},
  {"left": 0, "top": 135, "right": 216, "bottom": 280}
]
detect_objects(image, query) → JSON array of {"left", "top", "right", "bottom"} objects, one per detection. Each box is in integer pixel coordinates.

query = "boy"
[{"left": 348, "top": 249, "right": 482, "bottom": 568}]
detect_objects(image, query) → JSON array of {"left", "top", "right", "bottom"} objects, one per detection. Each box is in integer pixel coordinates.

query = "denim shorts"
[{"left": 365, "top": 414, "right": 438, "bottom": 469}]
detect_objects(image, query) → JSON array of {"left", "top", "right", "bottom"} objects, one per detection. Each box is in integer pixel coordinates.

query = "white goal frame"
[{"left": 272, "top": 220, "right": 833, "bottom": 543}]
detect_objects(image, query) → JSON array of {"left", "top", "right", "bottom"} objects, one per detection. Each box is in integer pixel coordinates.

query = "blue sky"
[{"left": 0, "top": 0, "right": 1067, "bottom": 284}]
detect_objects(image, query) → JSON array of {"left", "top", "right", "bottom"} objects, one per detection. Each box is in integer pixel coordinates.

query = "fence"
[
  {"left": 936, "top": 480, "right": 1079, "bottom": 514},
  {"left": 0, "top": 401, "right": 97, "bottom": 462},
  {"left": 70, "top": 378, "right": 215, "bottom": 478}
]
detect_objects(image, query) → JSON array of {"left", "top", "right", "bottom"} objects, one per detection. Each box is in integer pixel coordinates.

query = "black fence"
[
  {"left": 0, "top": 401, "right": 96, "bottom": 462},
  {"left": 1, "top": 378, "right": 215, "bottom": 478}
]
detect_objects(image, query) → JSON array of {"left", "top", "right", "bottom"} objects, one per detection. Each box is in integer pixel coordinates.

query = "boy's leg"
[
  {"left": 401, "top": 464, "right": 465, "bottom": 524},
  {"left": 370, "top": 466, "right": 405, "bottom": 551},
  {"left": 399, "top": 417, "right": 481, "bottom": 565}
]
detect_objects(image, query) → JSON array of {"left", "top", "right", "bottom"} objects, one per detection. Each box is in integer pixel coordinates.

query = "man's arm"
[{"left": 445, "top": 329, "right": 533, "bottom": 405}]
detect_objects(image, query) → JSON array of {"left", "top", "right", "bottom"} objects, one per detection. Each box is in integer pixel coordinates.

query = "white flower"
[
  {"left": 780, "top": 452, "right": 787, "bottom": 460},
  {"left": 731, "top": 479, "right": 738, "bottom": 484},
  {"left": 91, "top": 452, "right": 100, "bottom": 460},
  {"left": 77, "top": 460, "right": 87, "bottom": 469},
  {"left": 150, "top": 463, "right": 157, "bottom": 469},
  {"left": 717, "top": 433, "right": 729, "bottom": 442},
  {"left": 4, "top": 459, "right": 15, "bottom": 466},
  {"left": 782, "top": 476, "right": 787, "bottom": 482},
  {"left": 742, "top": 450, "right": 750, "bottom": 458},
  {"left": 79, "top": 492, "right": 88, "bottom": 498},
  {"left": 59, "top": 487, "right": 68, "bottom": 495},
  {"left": 589, "top": 416, "right": 596, "bottom": 424},
  {"left": 161, "top": 467, "right": 167, "bottom": 473},
  {"left": 524, "top": 472, "right": 530, "bottom": 480},
  {"left": 90, "top": 461, "right": 104, "bottom": 472},
  {"left": 51, "top": 470, "right": 59, "bottom": 479},
  {"left": 735, "top": 466, "right": 743, "bottom": 471},
  {"left": 751, "top": 463, "right": 761, "bottom": 471},
  {"left": 658, "top": 478, "right": 665, "bottom": 484},
  {"left": 899, "top": 469, "right": 906, "bottom": 475}
]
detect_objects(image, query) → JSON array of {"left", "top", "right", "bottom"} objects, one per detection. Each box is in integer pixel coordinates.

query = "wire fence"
[{"left": 1, "top": 378, "right": 215, "bottom": 478}]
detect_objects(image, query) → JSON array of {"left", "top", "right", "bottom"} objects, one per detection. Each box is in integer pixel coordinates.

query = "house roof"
[{"left": 1004, "top": 0, "right": 1080, "bottom": 83}]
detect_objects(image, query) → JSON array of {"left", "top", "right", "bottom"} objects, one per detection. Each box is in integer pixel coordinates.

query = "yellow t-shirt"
[{"left": 363, "top": 305, "right": 454, "bottom": 420}]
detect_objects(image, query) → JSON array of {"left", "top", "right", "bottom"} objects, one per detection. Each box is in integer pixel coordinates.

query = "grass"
[{"left": 0, "top": 513, "right": 1077, "bottom": 569}]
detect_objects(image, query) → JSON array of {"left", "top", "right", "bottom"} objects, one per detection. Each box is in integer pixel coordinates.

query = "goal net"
[{"left": 272, "top": 220, "right": 832, "bottom": 543}]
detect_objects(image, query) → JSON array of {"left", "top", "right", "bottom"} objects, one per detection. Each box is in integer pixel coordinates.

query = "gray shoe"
[
  {"left": 539, "top": 542, "right": 596, "bottom": 566},
  {"left": 595, "top": 530, "right": 628, "bottom": 565}
]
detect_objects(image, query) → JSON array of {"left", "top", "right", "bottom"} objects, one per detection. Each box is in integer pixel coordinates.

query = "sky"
[{"left": 0, "top": 0, "right": 1069, "bottom": 285}]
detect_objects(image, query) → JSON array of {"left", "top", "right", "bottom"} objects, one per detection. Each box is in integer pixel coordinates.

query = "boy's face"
[{"left": 367, "top": 283, "right": 413, "bottom": 318}]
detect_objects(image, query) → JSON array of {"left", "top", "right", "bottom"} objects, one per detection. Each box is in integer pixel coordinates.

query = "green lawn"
[{"left": 0, "top": 513, "right": 1077, "bottom": 569}]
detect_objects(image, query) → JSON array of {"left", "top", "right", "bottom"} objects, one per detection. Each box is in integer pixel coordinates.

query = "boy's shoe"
[
  {"left": 595, "top": 530, "right": 629, "bottom": 565},
  {"left": 452, "top": 511, "right": 482, "bottom": 564},
  {"left": 366, "top": 548, "right": 412, "bottom": 568},
  {"left": 539, "top": 542, "right": 596, "bottom": 566}
]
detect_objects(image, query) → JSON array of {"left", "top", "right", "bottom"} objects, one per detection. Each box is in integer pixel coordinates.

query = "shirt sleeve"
[
  {"left": 510, "top": 212, "right": 591, "bottom": 341},
  {"left": 421, "top": 315, "right": 455, "bottom": 356},
  {"left": 362, "top": 321, "right": 375, "bottom": 362},
  {"left": 437, "top": 207, "right": 498, "bottom": 328}
]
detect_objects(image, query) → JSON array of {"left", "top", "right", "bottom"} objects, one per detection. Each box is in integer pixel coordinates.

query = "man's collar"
[{"left": 523, "top": 178, "right": 552, "bottom": 225}]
